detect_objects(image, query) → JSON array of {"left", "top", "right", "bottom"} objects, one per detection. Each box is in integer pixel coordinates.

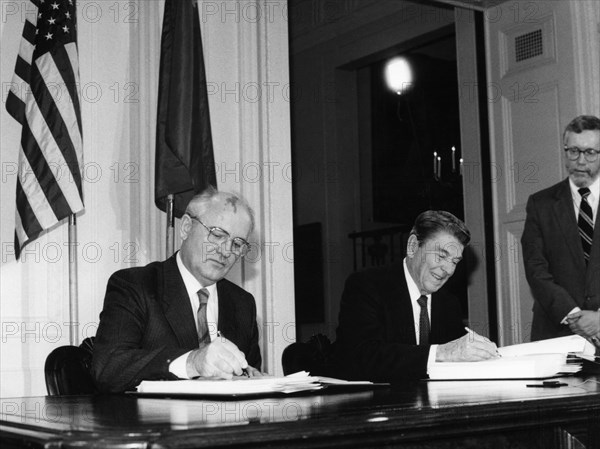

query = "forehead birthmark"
[{"left": 225, "top": 196, "right": 239, "bottom": 213}]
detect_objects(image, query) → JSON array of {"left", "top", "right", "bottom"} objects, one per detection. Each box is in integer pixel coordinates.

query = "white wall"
[
  {"left": 0, "top": 0, "right": 294, "bottom": 397},
  {"left": 486, "top": 0, "right": 600, "bottom": 345}
]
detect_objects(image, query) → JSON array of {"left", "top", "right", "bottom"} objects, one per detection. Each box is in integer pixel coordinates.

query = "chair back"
[
  {"left": 44, "top": 337, "right": 98, "bottom": 395},
  {"left": 282, "top": 334, "right": 333, "bottom": 376}
]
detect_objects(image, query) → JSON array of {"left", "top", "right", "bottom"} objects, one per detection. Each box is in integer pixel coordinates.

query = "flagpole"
[
  {"left": 68, "top": 214, "right": 79, "bottom": 346},
  {"left": 166, "top": 194, "right": 175, "bottom": 256}
]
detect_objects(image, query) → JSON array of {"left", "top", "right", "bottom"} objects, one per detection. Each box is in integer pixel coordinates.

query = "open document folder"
[
  {"left": 135, "top": 371, "right": 379, "bottom": 397},
  {"left": 428, "top": 335, "right": 596, "bottom": 380}
]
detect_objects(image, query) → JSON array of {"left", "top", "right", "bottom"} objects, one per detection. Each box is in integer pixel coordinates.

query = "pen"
[
  {"left": 465, "top": 327, "right": 501, "bottom": 357},
  {"left": 218, "top": 330, "right": 250, "bottom": 376},
  {"left": 526, "top": 381, "right": 568, "bottom": 388}
]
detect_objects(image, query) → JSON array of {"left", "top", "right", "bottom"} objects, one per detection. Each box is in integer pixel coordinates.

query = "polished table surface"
[{"left": 1, "top": 374, "right": 599, "bottom": 448}]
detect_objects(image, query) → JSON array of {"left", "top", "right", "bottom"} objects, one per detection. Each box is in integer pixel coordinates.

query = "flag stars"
[
  {"left": 51, "top": 2, "right": 60, "bottom": 9},
  {"left": 62, "top": 25, "right": 69, "bottom": 33},
  {"left": 48, "top": 17, "right": 56, "bottom": 25},
  {"left": 45, "top": 32, "right": 53, "bottom": 40},
  {"left": 65, "top": 11, "right": 71, "bottom": 19}
]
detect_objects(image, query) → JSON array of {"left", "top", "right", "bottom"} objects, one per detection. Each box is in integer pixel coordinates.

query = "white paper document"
[
  {"left": 136, "top": 371, "right": 377, "bottom": 396},
  {"left": 496, "top": 335, "right": 594, "bottom": 358},
  {"left": 428, "top": 335, "right": 594, "bottom": 380}
]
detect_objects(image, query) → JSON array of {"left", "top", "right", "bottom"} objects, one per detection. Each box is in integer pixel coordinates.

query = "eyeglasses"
[
  {"left": 186, "top": 214, "right": 250, "bottom": 257},
  {"left": 564, "top": 146, "right": 600, "bottom": 162}
]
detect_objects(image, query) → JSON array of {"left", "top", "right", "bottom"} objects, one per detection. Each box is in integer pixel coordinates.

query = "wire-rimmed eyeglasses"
[
  {"left": 186, "top": 214, "right": 250, "bottom": 257},
  {"left": 564, "top": 146, "right": 600, "bottom": 162}
]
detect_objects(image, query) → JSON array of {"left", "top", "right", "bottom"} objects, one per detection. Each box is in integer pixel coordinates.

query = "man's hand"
[
  {"left": 186, "top": 336, "right": 248, "bottom": 379},
  {"left": 436, "top": 331, "right": 499, "bottom": 362},
  {"left": 567, "top": 310, "right": 600, "bottom": 338},
  {"left": 244, "top": 366, "right": 264, "bottom": 378}
]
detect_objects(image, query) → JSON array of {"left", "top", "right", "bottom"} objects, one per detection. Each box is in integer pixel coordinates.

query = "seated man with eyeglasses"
[
  {"left": 522, "top": 115, "right": 600, "bottom": 345},
  {"left": 92, "top": 187, "right": 262, "bottom": 393}
]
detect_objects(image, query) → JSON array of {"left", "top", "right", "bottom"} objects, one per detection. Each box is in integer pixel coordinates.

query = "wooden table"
[{"left": 1, "top": 374, "right": 599, "bottom": 448}]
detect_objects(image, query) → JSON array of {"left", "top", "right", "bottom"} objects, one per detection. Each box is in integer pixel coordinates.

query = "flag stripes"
[{"left": 5, "top": 0, "right": 84, "bottom": 258}]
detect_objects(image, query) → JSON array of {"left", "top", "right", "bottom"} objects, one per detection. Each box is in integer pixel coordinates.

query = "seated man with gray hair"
[{"left": 92, "top": 187, "right": 261, "bottom": 393}]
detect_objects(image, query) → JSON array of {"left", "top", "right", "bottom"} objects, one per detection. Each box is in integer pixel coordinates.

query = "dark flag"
[
  {"left": 6, "top": 0, "right": 85, "bottom": 259},
  {"left": 155, "top": 0, "right": 217, "bottom": 217}
]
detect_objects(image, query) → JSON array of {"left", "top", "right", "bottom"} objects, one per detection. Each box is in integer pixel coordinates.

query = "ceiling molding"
[{"left": 420, "top": 0, "right": 509, "bottom": 12}]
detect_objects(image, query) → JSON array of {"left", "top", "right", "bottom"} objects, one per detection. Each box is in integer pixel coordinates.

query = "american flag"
[{"left": 5, "top": 0, "right": 84, "bottom": 259}]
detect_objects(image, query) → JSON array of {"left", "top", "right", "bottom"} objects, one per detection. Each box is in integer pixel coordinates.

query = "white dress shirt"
[
  {"left": 569, "top": 177, "right": 599, "bottom": 224},
  {"left": 563, "top": 177, "right": 600, "bottom": 322},
  {"left": 169, "top": 252, "right": 219, "bottom": 378},
  {"left": 403, "top": 259, "right": 438, "bottom": 369}
]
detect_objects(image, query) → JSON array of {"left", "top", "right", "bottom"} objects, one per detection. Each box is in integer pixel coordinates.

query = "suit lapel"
[
  {"left": 586, "top": 191, "right": 600, "bottom": 286},
  {"left": 430, "top": 292, "right": 443, "bottom": 342},
  {"left": 553, "top": 180, "right": 587, "bottom": 271},
  {"left": 217, "top": 280, "right": 236, "bottom": 340},
  {"left": 393, "top": 270, "right": 417, "bottom": 345},
  {"left": 160, "top": 255, "right": 199, "bottom": 348}
]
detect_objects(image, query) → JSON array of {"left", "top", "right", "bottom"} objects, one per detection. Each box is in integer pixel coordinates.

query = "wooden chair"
[
  {"left": 44, "top": 337, "right": 98, "bottom": 395},
  {"left": 282, "top": 334, "right": 333, "bottom": 376}
]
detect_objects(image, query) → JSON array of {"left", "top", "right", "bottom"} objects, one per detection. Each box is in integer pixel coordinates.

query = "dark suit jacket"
[
  {"left": 332, "top": 263, "right": 465, "bottom": 382},
  {"left": 522, "top": 178, "right": 600, "bottom": 341},
  {"left": 91, "top": 255, "right": 261, "bottom": 393}
]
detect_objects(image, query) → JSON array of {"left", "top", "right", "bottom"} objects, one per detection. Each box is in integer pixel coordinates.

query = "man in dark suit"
[
  {"left": 92, "top": 187, "right": 261, "bottom": 393},
  {"left": 333, "top": 211, "right": 498, "bottom": 382},
  {"left": 522, "top": 115, "right": 600, "bottom": 344}
]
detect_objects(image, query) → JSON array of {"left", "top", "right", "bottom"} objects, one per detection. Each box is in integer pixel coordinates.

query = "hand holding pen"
[
  {"left": 465, "top": 327, "right": 501, "bottom": 357},
  {"left": 436, "top": 327, "right": 500, "bottom": 362},
  {"left": 186, "top": 332, "right": 249, "bottom": 379}
]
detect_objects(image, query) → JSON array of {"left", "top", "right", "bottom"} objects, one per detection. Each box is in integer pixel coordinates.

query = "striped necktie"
[
  {"left": 578, "top": 187, "right": 594, "bottom": 264},
  {"left": 417, "top": 295, "right": 430, "bottom": 346},
  {"left": 197, "top": 288, "right": 210, "bottom": 344}
]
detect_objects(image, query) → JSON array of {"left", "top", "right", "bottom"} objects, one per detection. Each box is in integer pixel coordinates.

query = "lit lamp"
[{"left": 384, "top": 57, "right": 413, "bottom": 95}]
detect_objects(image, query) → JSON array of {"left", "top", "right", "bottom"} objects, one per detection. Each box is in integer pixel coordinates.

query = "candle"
[
  {"left": 459, "top": 158, "right": 463, "bottom": 176},
  {"left": 437, "top": 156, "right": 441, "bottom": 179},
  {"left": 451, "top": 146, "right": 456, "bottom": 172},
  {"left": 433, "top": 152, "right": 437, "bottom": 177}
]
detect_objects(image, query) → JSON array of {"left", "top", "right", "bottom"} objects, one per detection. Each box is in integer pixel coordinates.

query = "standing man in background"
[
  {"left": 522, "top": 115, "right": 600, "bottom": 345},
  {"left": 92, "top": 187, "right": 262, "bottom": 393}
]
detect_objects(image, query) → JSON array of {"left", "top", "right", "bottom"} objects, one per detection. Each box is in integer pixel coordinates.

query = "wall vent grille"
[{"left": 515, "top": 29, "right": 543, "bottom": 62}]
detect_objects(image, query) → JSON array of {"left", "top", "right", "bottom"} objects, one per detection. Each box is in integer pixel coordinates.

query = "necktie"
[
  {"left": 197, "top": 288, "right": 210, "bottom": 344},
  {"left": 417, "top": 295, "right": 430, "bottom": 346},
  {"left": 578, "top": 187, "right": 594, "bottom": 264}
]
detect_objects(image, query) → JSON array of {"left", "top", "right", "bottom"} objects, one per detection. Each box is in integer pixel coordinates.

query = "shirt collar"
[
  {"left": 569, "top": 176, "right": 600, "bottom": 202},
  {"left": 176, "top": 252, "right": 217, "bottom": 300},
  {"left": 403, "top": 258, "right": 429, "bottom": 303}
]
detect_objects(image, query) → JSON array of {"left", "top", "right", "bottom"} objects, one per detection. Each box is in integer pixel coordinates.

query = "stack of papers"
[
  {"left": 428, "top": 335, "right": 594, "bottom": 380},
  {"left": 496, "top": 334, "right": 594, "bottom": 358},
  {"left": 136, "top": 371, "right": 377, "bottom": 396}
]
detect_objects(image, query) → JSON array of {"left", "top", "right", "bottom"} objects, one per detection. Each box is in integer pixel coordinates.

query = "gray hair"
[
  {"left": 185, "top": 186, "right": 255, "bottom": 233},
  {"left": 563, "top": 115, "right": 600, "bottom": 143}
]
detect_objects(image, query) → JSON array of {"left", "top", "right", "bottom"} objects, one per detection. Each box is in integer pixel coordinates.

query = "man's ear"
[
  {"left": 406, "top": 234, "right": 419, "bottom": 258},
  {"left": 180, "top": 214, "right": 192, "bottom": 241}
]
